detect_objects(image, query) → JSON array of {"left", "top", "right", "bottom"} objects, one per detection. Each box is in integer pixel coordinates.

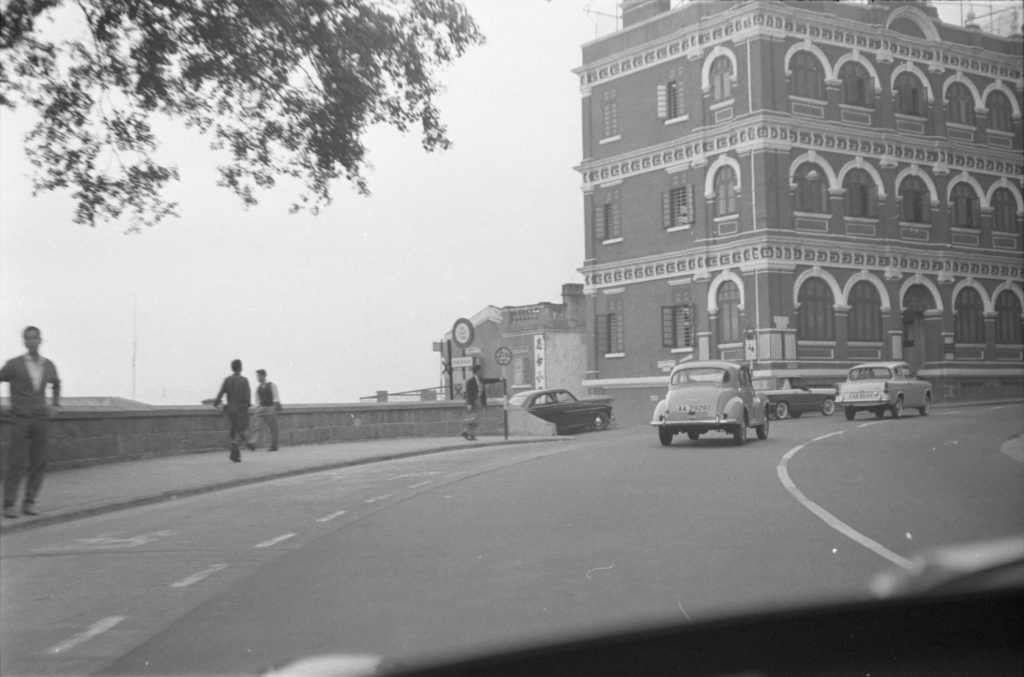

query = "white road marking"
[
  {"left": 584, "top": 565, "right": 614, "bottom": 580},
  {"left": 934, "top": 410, "right": 961, "bottom": 416},
  {"left": 70, "top": 531, "right": 172, "bottom": 549},
  {"left": 407, "top": 481, "right": 432, "bottom": 489},
  {"left": 48, "top": 616, "right": 126, "bottom": 655},
  {"left": 676, "top": 601, "right": 692, "bottom": 621},
  {"left": 254, "top": 533, "right": 296, "bottom": 548},
  {"left": 858, "top": 421, "right": 882, "bottom": 428},
  {"left": 316, "top": 510, "right": 348, "bottom": 522},
  {"left": 170, "top": 564, "right": 227, "bottom": 588},
  {"left": 812, "top": 431, "right": 844, "bottom": 442},
  {"left": 778, "top": 444, "right": 912, "bottom": 569},
  {"left": 364, "top": 494, "right": 393, "bottom": 504}
]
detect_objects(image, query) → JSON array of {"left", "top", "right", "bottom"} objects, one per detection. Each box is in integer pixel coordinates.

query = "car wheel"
[
  {"left": 756, "top": 408, "right": 769, "bottom": 440},
  {"left": 592, "top": 412, "right": 610, "bottom": 431},
  {"left": 733, "top": 414, "right": 748, "bottom": 445},
  {"left": 874, "top": 408, "right": 886, "bottom": 419},
  {"left": 821, "top": 398, "right": 836, "bottom": 416},
  {"left": 658, "top": 427, "right": 674, "bottom": 446},
  {"left": 919, "top": 394, "right": 930, "bottom": 416},
  {"left": 844, "top": 407, "right": 856, "bottom": 421},
  {"left": 891, "top": 397, "right": 903, "bottom": 419},
  {"left": 686, "top": 431, "right": 700, "bottom": 441},
  {"left": 774, "top": 401, "right": 789, "bottom": 420}
]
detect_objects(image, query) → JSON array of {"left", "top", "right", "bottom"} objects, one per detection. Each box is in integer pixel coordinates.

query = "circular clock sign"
[
  {"left": 452, "top": 318, "right": 475, "bottom": 348},
  {"left": 494, "top": 346, "right": 513, "bottom": 366}
]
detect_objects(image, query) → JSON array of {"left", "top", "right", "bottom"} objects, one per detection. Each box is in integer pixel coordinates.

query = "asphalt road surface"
[{"left": 2, "top": 403, "right": 1021, "bottom": 676}]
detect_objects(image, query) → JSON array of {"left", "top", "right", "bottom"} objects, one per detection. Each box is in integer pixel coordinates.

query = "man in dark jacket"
[
  {"left": 213, "top": 359, "right": 254, "bottom": 462},
  {"left": 462, "top": 364, "right": 502, "bottom": 441},
  {"left": 1, "top": 326, "right": 60, "bottom": 518}
]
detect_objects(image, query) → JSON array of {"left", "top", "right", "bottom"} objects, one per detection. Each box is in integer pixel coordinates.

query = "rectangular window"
[
  {"left": 657, "top": 68, "right": 684, "bottom": 120},
  {"left": 595, "top": 189, "right": 621, "bottom": 240},
  {"left": 601, "top": 89, "right": 619, "bottom": 138},
  {"left": 597, "top": 298, "right": 624, "bottom": 355},
  {"left": 663, "top": 175, "right": 694, "bottom": 229},
  {"left": 662, "top": 294, "right": 694, "bottom": 349}
]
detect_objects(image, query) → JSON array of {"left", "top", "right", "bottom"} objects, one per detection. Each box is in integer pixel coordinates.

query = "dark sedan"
[
  {"left": 753, "top": 377, "right": 837, "bottom": 420},
  {"left": 507, "top": 388, "right": 612, "bottom": 434}
]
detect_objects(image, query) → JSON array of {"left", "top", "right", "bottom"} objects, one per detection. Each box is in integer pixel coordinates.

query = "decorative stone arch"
[
  {"left": 706, "top": 269, "right": 746, "bottom": 315},
  {"left": 885, "top": 6, "right": 941, "bottom": 42},
  {"left": 843, "top": 270, "right": 892, "bottom": 312},
  {"left": 788, "top": 151, "right": 839, "bottom": 192},
  {"left": 990, "top": 281, "right": 1024, "bottom": 315},
  {"left": 703, "top": 154, "right": 743, "bottom": 200},
  {"left": 836, "top": 157, "right": 888, "bottom": 200},
  {"left": 700, "top": 45, "right": 739, "bottom": 94},
  {"left": 986, "top": 177, "right": 1024, "bottom": 214},
  {"left": 981, "top": 80, "right": 1023, "bottom": 119},
  {"left": 945, "top": 171, "right": 989, "bottom": 210},
  {"left": 890, "top": 62, "right": 935, "bottom": 103},
  {"left": 951, "top": 277, "right": 991, "bottom": 314},
  {"left": 792, "top": 266, "right": 843, "bottom": 309},
  {"left": 893, "top": 164, "right": 939, "bottom": 207},
  {"left": 898, "top": 274, "right": 944, "bottom": 314},
  {"left": 784, "top": 40, "right": 834, "bottom": 81},
  {"left": 941, "top": 72, "right": 984, "bottom": 113},
  {"left": 833, "top": 51, "right": 882, "bottom": 93}
]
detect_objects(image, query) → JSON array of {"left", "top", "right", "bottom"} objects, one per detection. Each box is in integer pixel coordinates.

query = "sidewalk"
[{"left": 0, "top": 435, "right": 563, "bottom": 535}]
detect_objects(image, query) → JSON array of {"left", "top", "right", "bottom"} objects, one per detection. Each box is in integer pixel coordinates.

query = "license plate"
[{"left": 849, "top": 391, "right": 878, "bottom": 400}]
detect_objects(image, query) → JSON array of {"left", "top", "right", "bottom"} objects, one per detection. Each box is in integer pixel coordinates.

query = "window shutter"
[
  {"left": 662, "top": 191, "right": 671, "bottom": 228},
  {"left": 662, "top": 306, "right": 674, "bottom": 347},
  {"left": 596, "top": 314, "right": 608, "bottom": 356},
  {"left": 610, "top": 202, "right": 621, "bottom": 238},
  {"left": 595, "top": 200, "right": 606, "bottom": 240},
  {"left": 685, "top": 185, "right": 694, "bottom": 223},
  {"left": 656, "top": 84, "right": 667, "bottom": 119}
]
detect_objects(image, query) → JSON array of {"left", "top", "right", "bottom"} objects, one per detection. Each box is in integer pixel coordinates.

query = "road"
[{"left": 1, "top": 403, "right": 1021, "bottom": 676}]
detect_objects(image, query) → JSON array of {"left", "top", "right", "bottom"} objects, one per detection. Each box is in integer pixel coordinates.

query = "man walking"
[
  {"left": 212, "top": 359, "right": 254, "bottom": 462},
  {"left": 254, "top": 369, "right": 281, "bottom": 451},
  {"left": 1, "top": 326, "right": 60, "bottom": 518},
  {"left": 462, "top": 364, "right": 501, "bottom": 441}
]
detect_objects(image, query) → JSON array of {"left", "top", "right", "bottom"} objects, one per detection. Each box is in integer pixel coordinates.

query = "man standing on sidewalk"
[
  {"left": 461, "top": 364, "right": 502, "bottom": 441},
  {"left": 1, "top": 326, "right": 60, "bottom": 519},
  {"left": 254, "top": 369, "right": 281, "bottom": 451},
  {"left": 212, "top": 359, "right": 255, "bottom": 462}
]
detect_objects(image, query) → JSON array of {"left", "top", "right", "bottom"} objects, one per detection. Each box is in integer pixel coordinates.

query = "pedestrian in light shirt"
[
  {"left": 1, "top": 326, "right": 61, "bottom": 519},
  {"left": 253, "top": 368, "right": 281, "bottom": 451}
]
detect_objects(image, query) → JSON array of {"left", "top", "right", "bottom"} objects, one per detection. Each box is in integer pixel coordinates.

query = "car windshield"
[
  {"left": 507, "top": 394, "right": 529, "bottom": 406},
  {"left": 849, "top": 367, "right": 893, "bottom": 381},
  {"left": 672, "top": 367, "right": 730, "bottom": 385}
]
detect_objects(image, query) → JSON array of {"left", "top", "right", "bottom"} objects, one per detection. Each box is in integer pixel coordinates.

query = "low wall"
[{"left": 0, "top": 402, "right": 509, "bottom": 471}]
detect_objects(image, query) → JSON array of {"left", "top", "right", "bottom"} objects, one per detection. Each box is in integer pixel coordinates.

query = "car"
[
  {"left": 506, "top": 388, "right": 612, "bottom": 434},
  {"left": 834, "top": 361, "right": 933, "bottom": 420},
  {"left": 752, "top": 376, "right": 837, "bottom": 420},
  {"left": 651, "top": 360, "right": 770, "bottom": 446}
]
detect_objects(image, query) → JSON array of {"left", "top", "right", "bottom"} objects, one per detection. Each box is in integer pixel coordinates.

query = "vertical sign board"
[{"left": 533, "top": 335, "right": 546, "bottom": 389}]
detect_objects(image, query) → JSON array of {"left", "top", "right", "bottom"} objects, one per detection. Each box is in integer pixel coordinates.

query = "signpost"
[{"left": 495, "top": 346, "right": 512, "bottom": 440}]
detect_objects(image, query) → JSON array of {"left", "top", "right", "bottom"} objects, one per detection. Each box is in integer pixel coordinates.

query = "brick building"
[{"left": 576, "top": 0, "right": 1023, "bottom": 423}]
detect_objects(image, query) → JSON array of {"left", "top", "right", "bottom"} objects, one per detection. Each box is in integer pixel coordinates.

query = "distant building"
[
  {"left": 441, "top": 284, "right": 587, "bottom": 399},
  {"left": 576, "top": 0, "right": 1023, "bottom": 423}
]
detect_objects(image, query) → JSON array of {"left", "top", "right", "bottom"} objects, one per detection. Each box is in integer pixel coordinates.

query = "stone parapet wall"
[{"left": 0, "top": 402, "right": 505, "bottom": 471}]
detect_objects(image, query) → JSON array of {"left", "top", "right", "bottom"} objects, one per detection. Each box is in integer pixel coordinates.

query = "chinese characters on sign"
[{"left": 534, "top": 335, "right": 546, "bottom": 389}]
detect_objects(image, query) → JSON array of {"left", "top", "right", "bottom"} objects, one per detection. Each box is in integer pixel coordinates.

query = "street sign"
[
  {"left": 451, "top": 356, "right": 475, "bottom": 368},
  {"left": 452, "top": 318, "right": 474, "bottom": 348},
  {"left": 494, "top": 346, "right": 513, "bottom": 366},
  {"left": 744, "top": 338, "right": 757, "bottom": 361}
]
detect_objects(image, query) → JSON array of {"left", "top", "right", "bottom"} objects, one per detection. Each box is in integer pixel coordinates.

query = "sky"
[{"left": 0, "top": 0, "right": 621, "bottom": 405}]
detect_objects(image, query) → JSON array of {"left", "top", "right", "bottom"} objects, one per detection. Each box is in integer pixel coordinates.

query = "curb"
[{"left": 0, "top": 437, "right": 565, "bottom": 535}]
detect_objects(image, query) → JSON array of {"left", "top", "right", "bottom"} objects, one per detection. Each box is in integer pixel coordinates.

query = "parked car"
[
  {"left": 651, "top": 360, "right": 770, "bottom": 446},
  {"left": 506, "top": 388, "right": 612, "bottom": 434},
  {"left": 752, "top": 376, "right": 837, "bottom": 420},
  {"left": 835, "top": 361, "right": 932, "bottom": 420}
]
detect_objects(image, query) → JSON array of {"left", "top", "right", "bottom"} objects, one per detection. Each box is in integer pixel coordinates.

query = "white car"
[{"left": 835, "top": 361, "right": 932, "bottom": 420}]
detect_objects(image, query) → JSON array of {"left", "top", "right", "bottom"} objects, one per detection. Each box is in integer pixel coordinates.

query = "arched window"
[
  {"left": 946, "top": 82, "right": 975, "bottom": 126},
  {"left": 794, "top": 163, "right": 829, "bottom": 213},
  {"left": 797, "top": 278, "right": 835, "bottom": 340},
  {"left": 899, "top": 176, "right": 931, "bottom": 223},
  {"left": 992, "top": 188, "right": 1017, "bottom": 232},
  {"left": 839, "top": 62, "right": 873, "bottom": 107},
  {"left": 950, "top": 183, "right": 980, "bottom": 228},
  {"left": 716, "top": 281, "right": 741, "bottom": 344},
  {"left": 954, "top": 287, "right": 985, "bottom": 344},
  {"left": 895, "top": 72, "right": 927, "bottom": 116},
  {"left": 790, "top": 52, "right": 824, "bottom": 100},
  {"left": 987, "top": 90, "right": 1013, "bottom": 132},
  {"left": 710, "top": 56, "right": 732, "bottom": 101},
  {"left": 843, "top": 168, "right": 877, "bottom": 218},
  {"left": 848, "top": 281, "right": 882, "bottom": 341},
  {"left": 890, "top": 17, "right": 927, "bottom": 39},
  {"left": 714, "top": 165, "right": 738, "bottom": 217},
  {"left": 995, "top": 291, "right": 1022, "bottom": 344}
]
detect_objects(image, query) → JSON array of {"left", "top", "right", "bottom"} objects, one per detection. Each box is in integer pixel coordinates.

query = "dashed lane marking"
[
  {"left": 857, "top": 421, "right": 882, "bottom": 428},
  {"left": 364, "top": 494, "right": 393, "bottom": 504},
  {"left": 778, "top": 441, "right": 912, "bottom": 569},
  {"left": 811, "top": 432, "right": 844, "bottom": 442},
  {"left": 48, "top": 616, "right": 126, "bottom": 655},
  {"left": 407, "top": 481, "right": 432, "bottom": 489},
  {"left": 170, "top": 564, "right": 227, "bottom": 588},
  {"left": 254, "top": 533, "right": 296, "bottom": 548},
  {"left": 316, "top": 511, "right": 348, "bottom": 523}
]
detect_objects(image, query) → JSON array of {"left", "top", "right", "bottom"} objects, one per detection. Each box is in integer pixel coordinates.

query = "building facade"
[{"left": 577, "top": 0, "right": 1023, "bottom": 423}]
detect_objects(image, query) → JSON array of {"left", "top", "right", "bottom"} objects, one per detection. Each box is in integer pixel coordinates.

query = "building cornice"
[
  {"left": 576, "top": 2, "right": 1023, "bottom": 95},
  {"left": 576, "top": 113, "right": 1023, "bottom": 189},
  {"left": 578, "top": 233, "right": 1022, "bottom": 294}
]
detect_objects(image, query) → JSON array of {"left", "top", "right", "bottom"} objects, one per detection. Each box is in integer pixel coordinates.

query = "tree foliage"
[{"left": 1, "top": 0, "right": 483, "bottom": 231}]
